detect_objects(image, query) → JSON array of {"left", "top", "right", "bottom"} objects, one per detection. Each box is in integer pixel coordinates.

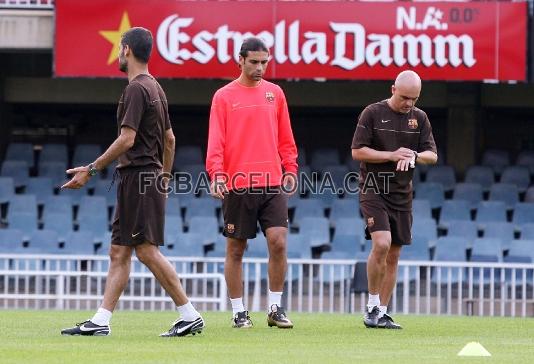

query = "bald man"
[{"left": 351, "top": 70, "right": 437, "bottom": 329}]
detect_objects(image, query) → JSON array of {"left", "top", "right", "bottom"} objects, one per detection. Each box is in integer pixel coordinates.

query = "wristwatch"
[
  {"left": 87, "top": 163, "right": 98, "bottom": 177},
  {"left": 413, "top": 151, "right": 419, "bottom": 162}
]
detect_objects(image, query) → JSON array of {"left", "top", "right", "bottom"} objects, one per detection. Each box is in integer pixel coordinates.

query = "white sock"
[
  {"left": 268, "top": 290, "right": 283, "bottom": 310},
  {"left": 379, "top": 305, "right": 387, "bottom": 318},
  {"left": 91, "top": 307, "right": 112, "bottom": 326},
  {"left": 230, "top": 297, "right": 245, "bottom": 315},
  {"left": 177, "top": 301, "right": 201, "bottom": 322},
  {"left": 367, "top": 294, "right": 380, "bottom": 310}
]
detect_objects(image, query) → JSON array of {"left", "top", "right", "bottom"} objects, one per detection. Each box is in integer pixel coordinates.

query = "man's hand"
[
  {"left": 389, "top": 147, "right": 414, "bottom": 162},
  {"left": 61, "top": 166, "right": 91, "bottom": 189},
  {"left": 210, "top": 179, "right": 228, "bottom": 200},
  {"left": 282, "top": 173, "right": 298, "bottom": 195}
]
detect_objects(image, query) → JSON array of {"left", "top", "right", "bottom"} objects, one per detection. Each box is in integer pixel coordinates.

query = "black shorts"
[
  {"left": 222, "top": 187, "right": 288, "bottom": 240},
  {"left": 360, "top": 198, "right": 412, "bottom": 245},
  {"left": 111, "top": 166, "right": 165, "bottom": 246}
]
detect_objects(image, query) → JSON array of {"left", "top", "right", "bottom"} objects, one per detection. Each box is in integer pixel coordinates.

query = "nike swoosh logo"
[
  {"left": 232, "top": 103, "right": 240, "bottom": 108},
  {"left": 79, "top": 325, "right": 104, "bottom": 332},
  {"left": 381, "top": 119, "right": 390, "bottom": 123},
  {"left": 131, "top": 232, "right": 141, "bottom": 238}
]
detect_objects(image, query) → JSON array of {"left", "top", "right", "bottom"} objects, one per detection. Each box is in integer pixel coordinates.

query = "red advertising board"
[{"left": 55, "top": 0, "right": 527, "bottom": 81}]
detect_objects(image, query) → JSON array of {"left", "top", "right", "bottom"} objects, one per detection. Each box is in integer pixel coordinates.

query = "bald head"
[
  {"left": 389, "top": 70, "right": 422, "bottom": 113},
  {"left": 394, "top": 70, "right": 422, "bottom": 91}
]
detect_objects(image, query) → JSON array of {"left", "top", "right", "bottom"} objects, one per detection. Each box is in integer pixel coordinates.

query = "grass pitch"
[{"left": 0, "top": 310, "right": 532, "bottom": 363}]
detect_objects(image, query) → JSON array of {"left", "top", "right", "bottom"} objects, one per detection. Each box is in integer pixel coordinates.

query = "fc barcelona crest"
[
  {"left": 265, "top": 92, "right": 275, "bottom": 103},
  {"left": 408, "top": 119, "right": 418, "bottom": 129}
]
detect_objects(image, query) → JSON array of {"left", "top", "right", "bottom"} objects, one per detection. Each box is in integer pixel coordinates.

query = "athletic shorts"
[
  {"left": 222, "top": 187, "right": 288, "bottom": 240},
  {"left": 360, "top": 198, "right": 412, "bottom": 245},
  {"left": 111, "top": 166, "right": 165, "bottom": 246}
]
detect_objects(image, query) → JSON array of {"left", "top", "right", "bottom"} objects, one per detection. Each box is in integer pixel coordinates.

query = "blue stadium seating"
[
  {"left": 512, "top": 203, "right": 534, "bottom": 228},
  {"left": 63, "top": 231, "right": 95, "bottom": 254},
  {"left": 0, "top": 177, "right": 14, "bottom": 204},
  {"left": 415, "top": 182, "right": 444, "bottom": 209},
  {"left": 28, "top": 230, "right": 60, "bottom": 253},
  {"left": 164, "top": 215, "right": 184, "bottom": 246},
  {"left": 25, "top": 177, "right": 54, "bottom": 205},
  {"left": 482, "top": 149, "right": 510, "bottom": 175},
  {"left": 72, "top": 144, "right": 101, "bottom": 167},
  {"left": 287, "top": 233, "right": 311, "bottom": 258},
  {"left": 333, "top": 217, "right": 365, "bottom": 239},
  {"left": 310, "top": 148, "right": 339, "bottom": 173},
  {"left": 401, "top": 235, "right": 430, "bottom": 260},
  {"left": 0, "top": 228, "right": 24, "bottom": 252},
  {"left": 93, "top": 179, "right": 116, "bottom": 208},
  {"left": 516, "top": 150, "right": 534, "bottom": 175},
  {"left": 465, "top": 165, "right": 495, "bottom": 192},
  {"left": 438, "top": 200, "right": 471, "bottom": 229},
  {"left": 1, "top": 160, "right": 29, "bottom": 187},
  {"left": 39, "top": 161, "right": 67, "bottom": 188},
  {"left": 184, "top": 198, "right": 217, "bottom": 224},
  {"left": 412, "top": 199, "right": 432, "bottom": 219},
  {"left": 40, "top": 143, "right": 68, "bottom": 164},
  {"left": 446, "top": 220, "right": 478, "bottom": 243},
  {"left": 43, "top": 211, "right": 73, "bottom": 241},
  {"left": 299, "top": 217, "right": 330, "bottom": 247},
  {"left": 173, "top": 145, "right": 203, "bottom": 170},
  {"left": 475, "top": 201, "right": 507, "bottom": 229},
  {"left": 453, "top": 183, "right": 483, "bottom": 210},
  {"left": 489, "top": 183, "right": 519, "bottom": 210},
  {"left": 188, "top": 216, "right": 219, "bottom": 245},
  {"left": 5, "top": 143, "right": 34, "bottom": 168},
  {"left": 330, "top": 199, "right": 360, "bottom": 223},
  {"left": 471, "top": 238, "right": 503, "bottom": 261},
  {"left": 331, "top": 234, "right": 363, "bottom": 254},
  {"left": 482, "top": 222, "right": 515, "bottom": 250},
  {"left": 292, "top": 198, "right": 325, "bottom": 227},
  {"left": 500, "top": 166, "right": 531, "bottom": 193},
  {"left": 520, "top": 223, "right": 534, "bottom": 240},
  {"left": 426, "top": 165, "right": 456, "bottom": 192},
  {"left": 167, "top": 232, "right": 204, "bottom": 257}
]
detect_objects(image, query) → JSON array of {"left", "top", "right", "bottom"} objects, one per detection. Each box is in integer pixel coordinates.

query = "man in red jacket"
[{"left": 206, "top": 37, "right": 298, "bottom": 329}]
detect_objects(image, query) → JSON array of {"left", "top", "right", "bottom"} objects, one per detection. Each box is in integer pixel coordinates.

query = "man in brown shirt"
[
  {"left": 60, "top": 27, "right": 204, "bottom": 337},
  {"left": 351, "top": 70, "right": 437, "bottom": 329}
]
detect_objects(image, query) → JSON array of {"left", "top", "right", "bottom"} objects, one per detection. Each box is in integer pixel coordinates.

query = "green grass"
[{"left": 0, "top": 310, "right": 533, "bottom": 363}]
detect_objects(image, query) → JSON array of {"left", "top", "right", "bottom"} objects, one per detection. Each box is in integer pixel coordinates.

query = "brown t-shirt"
[
  {"left": 116, "top": 74, "right": 172, "bottom": 169},
  {"left": 351, "top": 100, "right": 437, "bottom": 211}
]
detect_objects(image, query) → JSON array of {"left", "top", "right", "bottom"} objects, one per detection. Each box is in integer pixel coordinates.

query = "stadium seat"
[
  {"left": 8, "top": 194, "right": 37, "bottom": 218},
  {"left": 412, "top": 217, "right": 438, "bottom": 244},
  {"left": 78, "top": 214, "right": 109, "bottom": 243},
  {"left": 292, "top": 198, "right": 325, "bottom": 227},
  {"left": 512, "top": 203, "right": 534, "bottom": 230},
  {"left": 0, "top": 177, "right": 14, "bottom": 204},
  {"left": 330, "top": 199, "right": 360, "bottom": 223},
  {"left": 1, "top": 160, "right": 29, "bottom": 188},
  {"left": 184, "top": 198, "right": 218, "bottom": 224},
  {"left": 489, "top": 183, "right": 519, "bottom": 210},
  {"left": 310, "top": 148, "right": 340, "bottom": 173},
  {"left": 25, "top": 177, "right": 54, "bottom": 205},
  {"left": 519, "top": 223, "right": 534, "bottom": 240},
  {"left": 299, "top": 217, "right": 330, "bottom": 247},
  {"left": 412, "top": 199, "right": 431, "bottom": 219},
  {"left": 414, "top": 182, "right": 444, "bottom": 209},
  {"left": 452, "top": 183, "right": 483, "bottom": 210},
  {"left": 164, "top": 215, "right": 184, "bottom": 246},
  {"left": 464, "top": 165, "right": 495, "bottom": 192},
  {"left": 28, "top": 229, "right": 60, "bottom": 253},
  {"left": 432, "top": 237, "right": 468, "bottom": 284},
  {"left": 8, "top": 212, "right": 38, "bottom": 234},
  {"left": 507, "top": 239, "right": 534, "bottom": 261},
  {"left": 331, "top": 234, "right": 363, "bottom": 254},
  {"left": 188, "top": 216, "right": 219, "bottom": 245},
  {"left": 165, "top": 197, "right": 182, "bottom": 217},
  {"left": 345, "top": 153, "right": 360, "bottom": 175},
  {"left": 482, "top": 149, "right": 510, "bottom": 175},
  {"left": 78, "top": 196, "right": 107, "bottom": 220},
  {"left": 322, "top": 164, "right": 349, "bottom": 191},
  {"left": 39, "top": 161, "right": 68, "bottom": 188},
  {"left": 438, "top": 200, "right": 471, "bottom": 229},
  {"left": 72, "top": 144, "right": 101, "bottom": 167},
  {"left": 5, "top": 143, "right": 34, "bottom": 168},
  {"left": 173, "top": 145, "right": 203, "bottom": 170},
  {"left": 167, "top": 232, "right": 204, "bottom": 257},
  {"left": 500, "top": 166, "right": 531, "bottom": 193},
  {"left": 0, "top": 228, "right": 24, "bottom": 253},
  {"left": 246, "top": 235, "right": 268, "bottom": 257},
  {"left": 445, "top": 220, "right": 478, "bottom": 243},
  {"left": 471, "top": 238, "right": 503, "bottom": 261},
  {"left": 42, "top": 195, "right": 73, "bottom": 217},
  {"left": 63, "top": 231, "right": 96, "bottom": 254},
  {"left": 475, "top": 201, "right": 507, "bottom": 229},
  {"left": 287, "top": 233, "right": 311, "bottom": 258},
  {"left": 43, "top": 211, "right": 74, "bottom": 241},
  {"left": 401, "top": 235, "right": 430, "bottom": 260},
  {"left": 309, "top": 188, "right": 339, "bottom": 208},
  {"left": 40, "top": 143, "right": 68, "bottom": 164},
  {"left": 426, "top": 165, "right": 456, "bottom": 192},
  {"left": 333, "top": 217, "right": 365, "bottom": 238},
  {"left": 93, "top": 179, "right": 117, "bottom": 208},
  {"left": 58, "top": 186, "right": 87, "bottom": 206},
  {"left": 516, "top": 150, "right": 534, "bottom": 175},
  {"left": 526, "top": 186, "right": 534, "bottom": 203},
  {"left": 297, "top": 146, "right": 306, "bottom": 166}
]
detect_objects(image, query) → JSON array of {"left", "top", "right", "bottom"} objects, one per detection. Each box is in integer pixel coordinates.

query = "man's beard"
[{"left": 119, "top": 59, "right": 128, "bottom": 73}]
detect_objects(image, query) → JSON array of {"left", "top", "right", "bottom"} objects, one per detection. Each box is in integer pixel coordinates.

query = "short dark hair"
[
  {"left": 239, "top": 37, "right": 269, "bottom": 58},
  {"left": 121, "top": 27, "right": 153, "bottom": 63}
]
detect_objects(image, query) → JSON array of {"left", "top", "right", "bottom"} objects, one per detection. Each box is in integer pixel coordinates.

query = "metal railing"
[{"left": 0, "top": 254, "right": 533, "bottom": 317}]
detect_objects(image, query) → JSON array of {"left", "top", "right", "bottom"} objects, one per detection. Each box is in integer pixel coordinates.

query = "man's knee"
[
  {"left": 226, "top": 239, "right": 246, "bottom": 261},
  {"left": 109, "top": 245, "right": 132, "bottom": 265},
  {"left": 386, "top": 245, "right": 402, "bottom": 266},
  {"left": 370, "top": 233, "right": 392, "bottom": 259},
  {"left": 135, "top": 243, "right": 159, "bottom": 265},
  {"left": 267, "top": 234, "right": 286, "bottom": 257}
]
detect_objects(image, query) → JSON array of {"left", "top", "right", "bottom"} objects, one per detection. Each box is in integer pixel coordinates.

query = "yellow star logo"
[{"left": 99, "top": 12, "right": 132, "bottom": 65}]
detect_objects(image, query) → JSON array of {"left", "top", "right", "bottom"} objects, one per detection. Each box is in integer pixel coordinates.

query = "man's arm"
[
  {"left": 62, "top": 127, "right": 135, "bottom": 189},
  {"left": 162, "top": 128, "right": 176, "bottom": 175},
  {"left": 352, "top": 146, "right": 413, "bottom": 164},
  {"left": 416, "top": 150, "right": 438, "bottom": 165}
]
